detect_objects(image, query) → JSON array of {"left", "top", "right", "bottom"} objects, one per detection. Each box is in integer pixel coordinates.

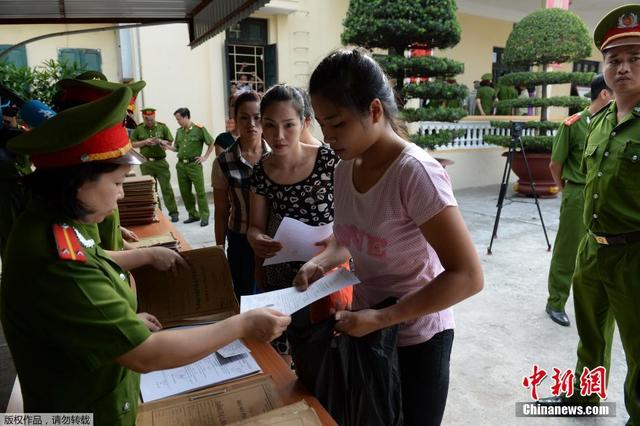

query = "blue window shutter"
[
  {"left": 58, "top": 48, "right": 79, "bottom": 66},
  {"left": 82, "top": 49, "right": 102, "bottom": 72},
  {"left": 57, "top": 48, "right": 102, "bottom": 72},
  {"left": 0, "top": 44, "right": 28, "bottom": 67}
]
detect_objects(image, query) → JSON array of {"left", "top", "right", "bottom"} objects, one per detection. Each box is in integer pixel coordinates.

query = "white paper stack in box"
[{"left": 118, "top": 175, "right": 157, "bottom": 226}]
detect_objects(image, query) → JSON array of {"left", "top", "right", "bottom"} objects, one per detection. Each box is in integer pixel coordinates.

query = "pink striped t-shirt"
[{"left": 333, "top": 143, "right": 457, "bottom": 346}]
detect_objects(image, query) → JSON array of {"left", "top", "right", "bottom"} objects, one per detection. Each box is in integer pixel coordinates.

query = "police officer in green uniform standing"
[
  {"left": 545, "top": 74, "right": 612, "bottom": 327},
  {"left": 475, "top": 73, "right": 496, "bottom": 116},
  {"left": 173, "top": 107, "right": 214, "bottom": 226},
  {"left": 0, "top": 87, "right": 290, "bottom": 425},
  {"left": 540, "top": 5, "right": 640, "bottom": 424},
  {"left": 130, "top": 108, "right": 180, "bottom": 222}
]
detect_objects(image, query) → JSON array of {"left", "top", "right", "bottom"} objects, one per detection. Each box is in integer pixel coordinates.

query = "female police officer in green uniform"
[{"left": 0, "top": 87, "right": 290, "bottom": 425}]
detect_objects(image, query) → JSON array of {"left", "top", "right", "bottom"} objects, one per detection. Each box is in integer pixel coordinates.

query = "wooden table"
[{"left": 129, "top": 211, "right": 336, "bottom": 425}]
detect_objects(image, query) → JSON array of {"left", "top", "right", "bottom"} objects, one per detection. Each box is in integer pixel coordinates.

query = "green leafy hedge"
[
  {"left": 503, "top": 8, "right": 591, "bottom": 66},
  {"left": 499, "top": 71, "right": 595, "bottom": 87},
  {"left": 496, "top": 96, "right": 589, "bottom": 110},
  {"left": 374, "top": 55, "right": 464, "bottom": 77},
  {"left": 490, "top": 120, "right": 561, "bottom": 130},
  {"left": 402, "top": 81, "right": 468, "bottom": 100},
  {"left": 484, "top": 134, "right": 555, "bottom": 152},
  {"left": 410, "top": 129, "right": 466, "bottom": 150},
  {"left": 402, "top": 106, "right": 467, "bottom": 122}
]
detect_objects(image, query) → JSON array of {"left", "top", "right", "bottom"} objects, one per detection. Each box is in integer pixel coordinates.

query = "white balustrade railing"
[{"left": 411, "top": 121, "right": 548, "bottom": 150}]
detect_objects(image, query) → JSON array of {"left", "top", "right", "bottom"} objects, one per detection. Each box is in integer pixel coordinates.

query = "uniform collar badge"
[
  {"left": 73, "top": 226, "right": 95, "bottom": 248},
  {"left": 618, "top": 13, "right": 638, "bottom": 29}
]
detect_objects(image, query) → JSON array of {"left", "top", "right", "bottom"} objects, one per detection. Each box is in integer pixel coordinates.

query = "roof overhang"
[{"left": 0, "top": 0, "right": 270, "bottom": 48}]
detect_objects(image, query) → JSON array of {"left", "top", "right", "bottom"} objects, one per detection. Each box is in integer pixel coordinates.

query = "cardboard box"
[
  {"left": 131, "top": 246, "right": 239, "bottom": 327},
  {"left": 137, "top": 375, "right": 282, "bottom": 426}
]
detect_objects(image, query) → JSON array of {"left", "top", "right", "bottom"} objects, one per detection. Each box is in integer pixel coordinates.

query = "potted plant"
[
  {"left": 342, "top": 0, "right": 468, "bottom": 159},
  {"left": 484, "top": 8, "right": 592, "bottom": 196}
]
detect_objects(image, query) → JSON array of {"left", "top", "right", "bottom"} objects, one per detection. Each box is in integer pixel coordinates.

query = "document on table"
[
  {"left": 140, "top": 351, "right": 261, "bottom": 402},
  {"left": 262, "top": 217, "right": 334, "bottom": 266},
  {"left": 217, "top": 339, "right": 251, "bottom": 358},
  {"left": 240, "top": 268, "right": 359, "bottom": 315}
]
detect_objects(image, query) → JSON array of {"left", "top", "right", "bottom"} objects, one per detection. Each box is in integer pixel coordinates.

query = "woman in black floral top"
[
  {"left": 248, "top": 84, "right": 338, "bottom": 289},
  {"left": 248, "top": 84, "right": 338, "bottom": 353}
]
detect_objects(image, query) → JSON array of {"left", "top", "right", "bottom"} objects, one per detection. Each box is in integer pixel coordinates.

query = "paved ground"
[
  {"left": 1, "top": 185, "right": 629, "bottom": 424},
  {"left": 171, "top": 185, "right": 628, "bottom": 425}
]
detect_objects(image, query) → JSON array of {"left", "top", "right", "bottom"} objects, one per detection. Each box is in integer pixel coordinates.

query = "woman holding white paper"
[
  {"left": 247, "top": 84, "right": 349, "bottom": 354},
  {"left": 294, "top": 50, "right": 484, "bottom": 426}
]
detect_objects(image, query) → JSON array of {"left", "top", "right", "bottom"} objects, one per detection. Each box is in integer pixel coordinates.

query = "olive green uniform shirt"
[
  {"left": 551, "top": 108, "right": 590, "bottom": 185},
  {"left": 476, "top": 86, "right": 495, "bottom": 115},
  {"left": 495, "top": 85, "right": 518, "bottom": 115},
  {"left": 0, "top": 199, "right": 150, "bottom": 425},
  {"left": 174, "top": 124, "right": 213, "bottom": 159},
  {"left": 130, "top": 122, "right": 173, "bottom": 159},
  {"left": 582, "top": 101, "right": 640, "bottom": 234}
]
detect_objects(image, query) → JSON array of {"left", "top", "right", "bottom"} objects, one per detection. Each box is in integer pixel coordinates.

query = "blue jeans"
[{"left": 226, "top": 230, "right": 256, "bottom": 300}]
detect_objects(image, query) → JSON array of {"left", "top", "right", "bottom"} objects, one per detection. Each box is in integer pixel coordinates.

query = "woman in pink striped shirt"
[{"left": 294, "top": 49, "right": 484, "bottom": 426}]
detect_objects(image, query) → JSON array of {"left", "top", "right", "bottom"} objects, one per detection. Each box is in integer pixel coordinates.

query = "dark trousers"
[
  {"left": 398, "top": 329, "right": 454, "bottom": 426},
  {"left": 226, "top": 230, "right": 256, "bottom": 300}
]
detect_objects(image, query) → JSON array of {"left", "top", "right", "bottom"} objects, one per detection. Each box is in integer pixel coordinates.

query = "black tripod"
[{"left": 487, "top": 122, "right": 551, "bottom": 254}]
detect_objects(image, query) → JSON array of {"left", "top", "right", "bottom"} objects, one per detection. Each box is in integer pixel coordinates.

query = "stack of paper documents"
[
  {"left": 140, "top": 349, "right": 261, "bottom": 402},
  {"left": 118, "top": 175, "right": 158, "bottom": 226}
]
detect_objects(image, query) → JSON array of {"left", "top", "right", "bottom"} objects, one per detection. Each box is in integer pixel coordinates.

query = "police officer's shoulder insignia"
[
  {"left": 563, "top": 113, "right": 583, "bottom": 126},
  {"left": 52, "top": 224, "right": 87, "bottom": 263}
]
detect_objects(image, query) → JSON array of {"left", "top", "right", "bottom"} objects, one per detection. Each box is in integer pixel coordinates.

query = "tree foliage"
[
  {"left": 342, "top": 0, "right": 466, "bottom": 148},
  {"left": 374, "top": 55, "right": 464, "bottom": 77},
  {"left": 488, "top": 8, "right": 593, "bottom": 152},
  {"left": 503, "top": 8, "right": 591, "bottom": 66},
  {"left": 499, "top": 71, "right": 595, "bottom": 87},
  {"left": 0, "top": 59, "right": 86, "bottom": 105},
  {"left": 342, "top": 0, "right": 461, "bottom": 53}
]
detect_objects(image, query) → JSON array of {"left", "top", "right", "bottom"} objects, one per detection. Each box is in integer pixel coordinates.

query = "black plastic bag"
[{"left": 289, "top": 298, "right": 403, "bottom": 426}]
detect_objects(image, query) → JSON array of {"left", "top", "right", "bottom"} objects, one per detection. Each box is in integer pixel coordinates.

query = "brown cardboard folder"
[
  {"left": 137, "top": 375, "right": 283, "bottom": 426},
  {"left": 131, "top": 246, "right": 239, "bottom": 327}
]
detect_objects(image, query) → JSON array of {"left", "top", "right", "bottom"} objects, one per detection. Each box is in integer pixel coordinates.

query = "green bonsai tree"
[
  {"left": 342, "top": 0, "right": 468, "bottom": 149},
  {"left": 484, "top": 8, "right": 593, "bottom": 152}
]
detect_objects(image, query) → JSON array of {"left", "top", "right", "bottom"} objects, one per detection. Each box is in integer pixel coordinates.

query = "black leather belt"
[{"left": 590, "top": 230, "right": 640, "bottom": 246}]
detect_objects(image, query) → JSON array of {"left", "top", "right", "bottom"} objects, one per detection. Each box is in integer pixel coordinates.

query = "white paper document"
[
  {"left": 262, "top": 217, "right": 334, "bottom": 266},
  {"left": 240, "top": 268, "right": 359, "bottom": 315},
  {"left": 140, "top": 351, "right": 261, "bottom": 402},
  {"left": 217, "top": 339, "right": 251, "bottom": 358}
]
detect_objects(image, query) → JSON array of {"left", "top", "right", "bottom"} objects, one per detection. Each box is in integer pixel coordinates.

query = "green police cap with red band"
[
  {"left": 54, "top": 71, "right": 146, "bottom": 111},
  {"left": 8, "top": 87, "right": 143, "bottom": 168},
  {"left": 594, "top": 4, "right": 640, "bottom": 51}
]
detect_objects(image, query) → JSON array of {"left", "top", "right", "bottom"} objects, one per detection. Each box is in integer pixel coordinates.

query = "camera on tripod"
[{"left": 510, "top": 121, "right": 525, "bottom": 140}]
